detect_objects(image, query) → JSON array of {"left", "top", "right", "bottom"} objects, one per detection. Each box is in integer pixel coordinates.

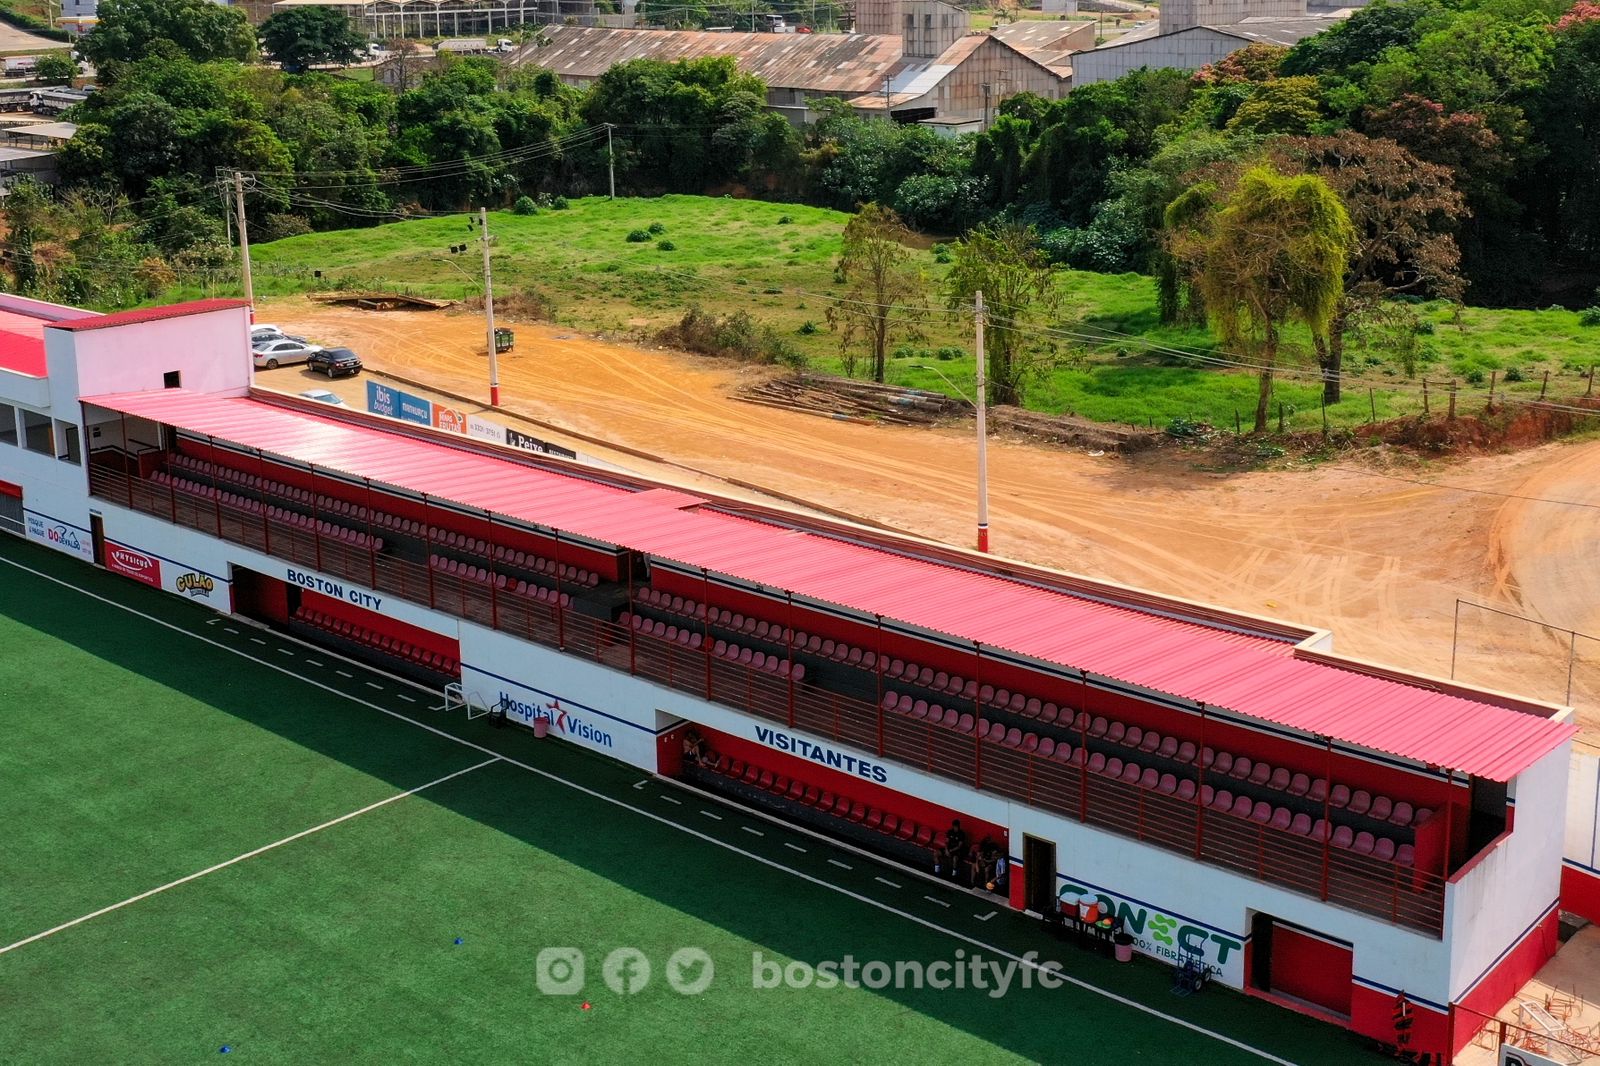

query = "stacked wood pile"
[
  {"left": 737, "top": 374, "right": 1162, "bottom": 453},
  {"left": 737, "top": 376, "right": 963, "bottom": 426}
]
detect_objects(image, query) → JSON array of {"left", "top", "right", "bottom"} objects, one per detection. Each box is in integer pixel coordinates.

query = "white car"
[
  {"left": 298, "top": 389, "right": 347, "bottom": 407},
  {"left": 252, "top": 338, "right": 322, "bottom": 370}
]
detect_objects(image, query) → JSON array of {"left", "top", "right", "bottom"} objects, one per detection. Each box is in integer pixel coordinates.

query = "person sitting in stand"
[
  {"left": 681, "top": 728, "right": 713, "bottom": 766},
  {"left": 935, "top": 818, "right": 968, "bottom": 878},
  {"left": 980, "top": 840, "right": 1008, "bottom": 895}
]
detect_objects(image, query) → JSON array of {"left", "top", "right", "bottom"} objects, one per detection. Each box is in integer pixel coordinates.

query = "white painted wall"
[
  {"left": 1566, "top": 752, "right": 1600, "bottom": 879},
  {"left": 46, "top": 306, "right": 253, "bottom": 405},
  {"left": 1445, "top": 742, "right": 1571, "bottom": 1001}
]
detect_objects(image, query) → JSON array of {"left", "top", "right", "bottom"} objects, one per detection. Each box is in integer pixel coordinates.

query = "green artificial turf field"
[{"left": 0, "top": 535, "right": 1394, "bottom": 1064}]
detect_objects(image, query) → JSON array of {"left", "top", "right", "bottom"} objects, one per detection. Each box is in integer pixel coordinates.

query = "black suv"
[{"left": 307, "top": 347, "right": 362, "bottom": 378}]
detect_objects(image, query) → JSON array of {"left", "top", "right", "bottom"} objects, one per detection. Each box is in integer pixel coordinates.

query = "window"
[
  {"left": 55, "top": 420, "right": 80, "bottom": 465},
  {"left": 0, "top": 402, "right": 16, "bottom": 447},
  {"left": 163, "top": 370, "right": 181, "bottom": 389},
  {"left": 21, "top": 408, "right": 51, "bottom": 455}
]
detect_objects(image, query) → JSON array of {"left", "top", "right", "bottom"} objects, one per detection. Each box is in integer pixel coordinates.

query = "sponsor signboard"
[
  {"left": 466, "top": 415, "right": 505, "bottom": 445},
  {"left": 505, "top": 426, "right": 577, "bottom": 461},
  {"left": 24, "top": 511, "right": 93, "bottom": 561},
  {"left": 498, "top": 689, "right": 615, "bottom": 750},
  {"left": 1057, "top": 878, "right": 1245, "bottom": 985},
  {"left": 751, "top": 724, "right": 889, "bottom": 783},
  {"left": 397, "top": 391, "right": 432, "bottom": 426},
  {"left": 105, "top": 542, "right": 161, "bottom": 588},
  {"left": 433, "top": 405, "right": 468, "bottom": 434},
  {"left": 366, "top": 380, "right": 398, "bottom": 419},
  {"left": 168, "top": 568, "right": 219, "bottom": 600}
]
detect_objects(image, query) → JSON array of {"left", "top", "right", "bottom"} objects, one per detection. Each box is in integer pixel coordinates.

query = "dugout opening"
[
  {"left": 662, "top": 720, "right": 1012, "bottom": 896},
  {"left": 230, "top": 564, "right": 461, "bottom": 685}
]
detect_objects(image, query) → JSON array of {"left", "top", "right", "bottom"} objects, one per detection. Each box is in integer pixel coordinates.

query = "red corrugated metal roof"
[
  {"left": 83, "top": 389, "right": 1574, "bottom": 780},
  {"left": 50, "top": 299, "right": 246, "bottom": 333},
  {"left": 0, "top": 307, "right": 47, "bottom": 376}
]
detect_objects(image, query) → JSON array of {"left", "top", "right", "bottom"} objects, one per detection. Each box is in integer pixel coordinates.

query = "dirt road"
[{"left": 260, "top": 299, "right": 1600, "bottom": 745}]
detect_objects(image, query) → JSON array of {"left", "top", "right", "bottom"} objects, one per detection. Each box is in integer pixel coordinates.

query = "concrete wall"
[
  {"left": 903, "top": 0, "right": 969, "bottom": 59},
  {"left": 1159, "top": 0, "right": 1304, "bottom": 33},
  {"left": 1071, "top": 26, "right": 1243, "bottom": 85},
  {"left": 1564, "top": 751, "right": 1600, "bottom": 922}
]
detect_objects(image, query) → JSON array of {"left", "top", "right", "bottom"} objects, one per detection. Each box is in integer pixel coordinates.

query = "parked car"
[
  {"left": 307, "top": 347, "right": 362, "bottom": 378},
  {"left": 252, "top": 338, "right": 321, "bottom": 370},
  {"left": 297, "top": 389, "right": 347, "bottom": 407},
  {"left": 250, "top": 323, "right": 281, "bottom": 337}
]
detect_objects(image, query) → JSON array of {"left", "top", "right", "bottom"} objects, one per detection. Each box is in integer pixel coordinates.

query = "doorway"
[
  {"left": 1023, "top": 835, "right": 1056, "bottom": 915},
  {"left": 89, "top": 514, "right": 105, "bottom": 566}
]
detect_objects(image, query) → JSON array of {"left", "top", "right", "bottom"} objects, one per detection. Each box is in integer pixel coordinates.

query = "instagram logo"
[{"left": 535, "top": 947, "right": 586, "bottom": 995}]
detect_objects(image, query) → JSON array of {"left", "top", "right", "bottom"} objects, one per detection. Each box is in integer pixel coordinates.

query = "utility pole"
[
  {"left": 606, "top": 123, "right": 615, "bottom": 200},
  {"left": 883, "top": 75, "right": 892, "bottom": 120},
  {"left": 480, "top": 207, "right": 501, "bottom": 407},
  {"left": 975, "top": 289, "right": 989, "bottom": 554},
  {"left": 233, "top": 171, "right": 254, "bottom": 312}
]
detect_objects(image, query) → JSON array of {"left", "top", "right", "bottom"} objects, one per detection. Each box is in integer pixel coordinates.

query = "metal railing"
[{"left": 91, "top": 465, "right": 1447, "bottom": 934}]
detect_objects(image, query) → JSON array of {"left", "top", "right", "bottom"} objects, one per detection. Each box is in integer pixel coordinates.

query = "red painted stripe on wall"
[{"left": 1561, "top": 861, "right": 1600, "bottom": 924}]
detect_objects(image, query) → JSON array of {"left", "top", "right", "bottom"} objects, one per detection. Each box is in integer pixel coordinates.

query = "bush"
[
  {"left": 1504, "top": 366, "right": 1524, "bottom": 382},
  {"left": 512, "top": 195, "right": 538, "bottom": 216},
  {"left": 1579, "top": 307, "right": 1600, "bottom": 326},
  {"left": 656, "top": 239, "right": 675, "bottom": 251},
  {"left": 657, "top": 306, "right": 804, "bottom": 367},
  {"left": 625, "top": 229, "right": 651, "bottom": 243},
  {"left": 932, "top": 243, "right": 952, "bottom": 264},
  {"left": 935, "top": 346, "right": 963, "bottom": 361},
  {"left": 1415, "top": 321, "right": 1435, "bottom": 335},
  {"left": 1464, "top": 368, "right": 1486, "bottom": 385},
  {"left": 777, "top": 215, "right": 794, "bottom": 225},
  {"left": 550, "top": 195, "right": 569, "bottom": 210},
  {"left": 647, "top": 221, "right": 666, "bottom": 235},
  {"left": 797, "top": 320, "right": 819, "bottom": 335}
]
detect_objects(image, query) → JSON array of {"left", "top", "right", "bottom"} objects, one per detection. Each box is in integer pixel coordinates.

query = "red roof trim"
[
  {"left": 48, "top": 299, "right": 248, "bottom": 333},
  {"left": 78, "top": 389, "right": 1575, "bottom": 780}
]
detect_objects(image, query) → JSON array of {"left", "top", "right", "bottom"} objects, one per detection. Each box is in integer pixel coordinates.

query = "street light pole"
[
  {"left": 974, "top": 289, "right": 989, "bottom": 553},
  {"left": 479, "top": 207, "right": 500, "bottom": 407}
]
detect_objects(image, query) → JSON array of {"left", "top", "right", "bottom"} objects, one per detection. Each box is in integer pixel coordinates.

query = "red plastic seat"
[
  {"left": 1248, "top": 763, "right": 1272, "bottom": 787},
  {"left": 879, "top": 814, "right": 899, "bottom": 835},
  {"left": 757, "top": 770, "right": 774, "bottom": 790},
  {"left": 848, "top": 801, "right": 868, "bottom": 822},
  {"left": 1268, "top": 807, "right": 1292, "bottom": 831},
  {"left": 1176, "top": 779, "right": 1196, "bottom": 802},
  {"left": 915, "top": 825, "right": 933, "bottom": 847},
  {"left": 864, "top": 809, "right": 883, "bottom": 829},
  {"left": 1369, "top": 796, "right": 1393, "bottom": 822},
  {"left": 1139, "top": 768, "right": 1159, "bottom": 790},
  {"left": 896, "top": 820, "right": 917, "bottom": 841},
  {"left": 1347, "top": 790, "right": 1372, "bottom": 816}
]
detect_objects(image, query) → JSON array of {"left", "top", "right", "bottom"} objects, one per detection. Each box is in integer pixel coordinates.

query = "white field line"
[
  {"left": 0, "top": 554, "right": 1298, "bottom": 1066},
  {"left": 0, "top": 757, "right": 500, "bottom": 956}
]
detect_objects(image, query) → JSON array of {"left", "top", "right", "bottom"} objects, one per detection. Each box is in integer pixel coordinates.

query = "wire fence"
[{"left": 1451, "top": 601, "right": 1600, "bottom": 716}]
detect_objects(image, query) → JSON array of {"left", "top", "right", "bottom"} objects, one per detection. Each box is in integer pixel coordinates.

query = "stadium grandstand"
[{"left": 0, "top": 291, "right": 1595, "bottom": 1061}]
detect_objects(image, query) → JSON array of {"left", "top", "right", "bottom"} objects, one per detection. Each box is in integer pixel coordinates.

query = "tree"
[
  {"left": 826, "top": 204, "right": 925, "bottom": 383},
  {"left": 33, "top": 53, "right": 77, "bottom": 86},
  {"left": 1272, "top": 131, "right": 1465, "bottom": 402},
  {"left": 1166, "top": 166, "right": 1354, "bottom": 433},
  {"left": 79, "top": 0, "right": 255, "bottom": 66},
  {"left": 943, "top": 223, "right": 1060, "bottom": 406},
  {"left": 1, "top": 179, "right": 50, "bottom": 296},
  {"left": 1226, "top": 76, "right": 1323, "bottom": 135},
  {"left": 259, "top": 7, "right": 366, "bottom": 73}
]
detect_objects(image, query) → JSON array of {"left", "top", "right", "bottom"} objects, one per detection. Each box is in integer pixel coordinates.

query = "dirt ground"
[{"left": 258, "top": 299, "right": 1600, "bottom": 748}]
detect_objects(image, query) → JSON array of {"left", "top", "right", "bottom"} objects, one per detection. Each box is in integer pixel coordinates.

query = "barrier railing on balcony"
[{"left": 90, "top": 465, "right": 1446, "bottom": 934}]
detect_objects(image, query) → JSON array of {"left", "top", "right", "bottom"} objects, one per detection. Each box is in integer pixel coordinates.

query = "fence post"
[
  {"left": 1234, "top": 408, "right": 1241, "bottom": 435},
  {"left": 1588, "top": 364, "right": 1595, "bottom": 397},
  {"left": 1422, "top": 378, "right": 1430, "bottom": 415},
  {"left": 1369, "top": 387, "right": 1376, "bottom": 423},
  {"left": 1540, "top": 369, "right": 1550, "bottom": 400},
  {"left": 1450, "top": 378, "right": 1460, "bottom": 420},
  {"left": 1482, "top": 373, "right": 1492, "bottom": 415},
  {"left": 1278, "top": 401, "right": 1285, "bottom": 433},
  {"left": 1321, "top": 397, "right": 1328, "bottom": 436}
]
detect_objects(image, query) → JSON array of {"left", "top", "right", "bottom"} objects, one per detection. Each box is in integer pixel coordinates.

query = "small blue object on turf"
[
  {"left": 454, "top": 937, "right": 463, "bottom": 945},
  {"left": 220, "top": 1047, "right": 231, "bottom": 1054}
]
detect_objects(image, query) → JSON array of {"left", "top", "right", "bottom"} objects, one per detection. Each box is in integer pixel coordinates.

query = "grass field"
[
  {"left": 227, "top": 196, "right": 1600, "bottom": 435},
  {"left": 0, "top": 534, "right": 1399, "bottom": 1063}
]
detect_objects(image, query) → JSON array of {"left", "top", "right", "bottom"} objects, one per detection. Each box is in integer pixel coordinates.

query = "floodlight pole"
[
  {"left": 975, "top": 289, "right": 989, "bottom": 554},
  {"left": 233, "top": 171, "right": 254, "bottom": 313},
  {"left": 480, "top": 207, "right": 500, "bottom": 407}
]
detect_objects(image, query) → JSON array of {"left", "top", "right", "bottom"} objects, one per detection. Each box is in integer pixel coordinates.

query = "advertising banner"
[
  {"left": 24, "top": 511, "right": 93, "bottom": 561},
  {"left": 433, "top": 405, "right": 468, "bottom": 434},
  {"left": 366, "top": 380, "right": 398, "bottom": 419},
  {"left": 397, "top": 391, "right": 432, "bottom": 425},
  {"left": 104, "top": 542, "right": 161, "bottom": 588},
  {"left": 165, "top": 565, "right": 222, "bottom": 601},
  {"left": 466, "top": 415, "right": 505, "bottom": 445}
]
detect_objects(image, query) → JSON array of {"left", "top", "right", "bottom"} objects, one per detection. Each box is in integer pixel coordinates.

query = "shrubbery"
[
  {"left": 513, "top": 195, "right": 538, "bottom": 215},
  {"left": 657, "top": 306, "right": 806, "bottom": 368},
  {"left": 625, "top": 229, "right": 650, "bottom": 243}
]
